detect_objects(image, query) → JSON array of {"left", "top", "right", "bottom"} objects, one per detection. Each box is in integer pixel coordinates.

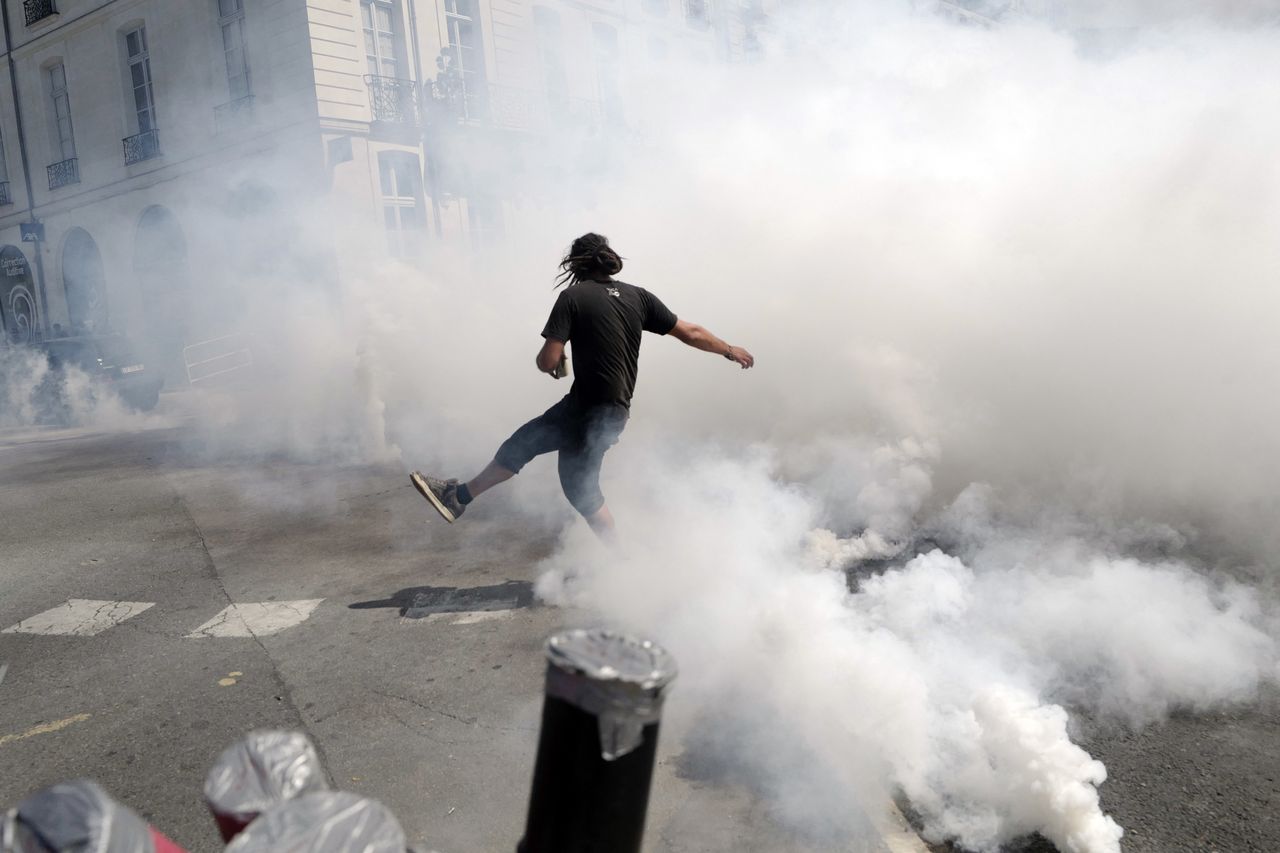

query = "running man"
[{"left": 411, "top": 233, "right": 754, "bottom": 537}]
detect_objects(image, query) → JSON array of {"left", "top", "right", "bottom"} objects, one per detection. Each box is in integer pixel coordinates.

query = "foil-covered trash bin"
[
  {"left": 519, "top": 628, "right": 678, "bottom": 853},
  {"left": 223, "top": 792, "right": 406, "bottom": 853},
  {"left": 0, "top": 779, "right": 186, "bottom": 853},
  {"left": 204, "top": 730, "right": 330, "bottom": 841}
]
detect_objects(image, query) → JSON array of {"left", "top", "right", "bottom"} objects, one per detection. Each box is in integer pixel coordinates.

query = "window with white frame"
[
  {"left": 532, "top": 7, "right": 566, "bottom": 106},
  {"left": 362, "top": 0, "right": 399, "bottom": 78},
  {"left": 218, "top": 0, "right": 251, "bottom": 100},
  {"left": 378, "top": 152, "right": 422, "bottom": 257},
  {"left": 444, "top": 0, "right": 485, "bottom": 100},
  {"left": 125, "top": 27, "right": 158, "bottom": 133},
  {"left": 48, "top": 62, "right": 76, "bottom": 161}
]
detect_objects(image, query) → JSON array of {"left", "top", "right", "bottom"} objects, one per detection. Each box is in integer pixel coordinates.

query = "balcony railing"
[
  {"left": 365, "top": 75, "right": 421, "bottom": 126},
  {"left": 0, "top": 182, "right": 11, "bottom": 206},
  {"left": 427, "top": 81, "right": 602, "bottom": 134},
  {"left": 47, "top": 158, "right": 79, "bottom": 190},
  {"left": 428, "top": 73, "right": 488, "bottom": 124},
  {"left": 215, "top": 94, "right": 254, "bottom": 120},
  {"left": 23, "top": 0, "right": 56, "bottom": 26},
  {"left": 123, "top": 129, "right": 162, "bottom": 165}
]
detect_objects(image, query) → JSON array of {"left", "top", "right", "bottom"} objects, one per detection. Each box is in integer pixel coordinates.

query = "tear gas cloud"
[{"left": 17, "top": 1, "right": 1280, "bottom": 851}]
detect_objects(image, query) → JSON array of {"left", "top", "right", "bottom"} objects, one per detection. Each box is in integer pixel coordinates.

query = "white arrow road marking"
[
  {"left": 1, "top": 599, "right": 155, "bottom": 637},
  {"left": 185, "top": 600, "right": 324, "bottom": 638}
]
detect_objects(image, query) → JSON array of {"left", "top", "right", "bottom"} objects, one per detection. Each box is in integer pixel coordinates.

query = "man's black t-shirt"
[{"left": 541, "top": 279, "right": 678, "bottom": 409}]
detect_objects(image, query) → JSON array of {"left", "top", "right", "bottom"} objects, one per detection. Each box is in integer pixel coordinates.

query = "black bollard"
[{"left": 518, "top": 628, "right": 678, "bottom": 853}]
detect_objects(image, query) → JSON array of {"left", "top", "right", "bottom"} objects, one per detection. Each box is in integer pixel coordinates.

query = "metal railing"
[
  {"left": 365, "top": 75, "right": 421, "bottom": 125},
  {"left": 214, "top": 94, "right": 254, "bottom": 120},
  {"left": 123, "top": 129, "right": 162, "bottom": 165},
  {"left": 487, "top": 84, "right": 542, "bottom": 130},
  {"left": 183, "top": 334, "right": 254, "bottom": 384},
  {"left": 0, "top": 182, "right": 11, "bottom": 206},
  {"left": 23, "top": 0, "right": 56, "bottom": 26},
  {"left": 46, "top": 158, "right": 79, "bottom": 190},
  {"left": 426, "top": 81, "right": 602, "bottom": 132}
]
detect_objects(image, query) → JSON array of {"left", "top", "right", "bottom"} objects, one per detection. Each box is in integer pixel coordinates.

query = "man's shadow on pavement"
[{"left": 349, "top": 579, "right": 536, "bottom": 619}]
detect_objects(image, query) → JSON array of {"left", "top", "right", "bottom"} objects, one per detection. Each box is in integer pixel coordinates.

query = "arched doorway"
[
  {"left": 62, "top": 228, "right": 109, "bottom": 335},
  {"left": 0, "top": 246, "right": 39, "bottom": 345},
  {"left": 133, "top": 205, "right": 189, "bottom": 381}
]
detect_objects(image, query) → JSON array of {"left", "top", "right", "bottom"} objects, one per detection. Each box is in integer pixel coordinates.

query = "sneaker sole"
[{"left": 410, "top": 471, "right": 456, "bottom": 523}]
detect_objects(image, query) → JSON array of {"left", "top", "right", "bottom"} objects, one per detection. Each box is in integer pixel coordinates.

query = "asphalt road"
[
  {"left": 1, "top": 404, "right": 1275, "bottom": 853},
  {"left": 0, "top": 407, "right": 906, "bottom": 853}
]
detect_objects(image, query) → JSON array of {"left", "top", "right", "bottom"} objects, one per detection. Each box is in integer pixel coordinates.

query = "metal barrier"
[{"left": 183, "top": 334, "right": 253, "bottom": 384}]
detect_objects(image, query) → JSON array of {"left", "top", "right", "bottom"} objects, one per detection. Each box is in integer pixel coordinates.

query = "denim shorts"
[{"left": 494, "top": 395, "right": 628, "bottom": 516}]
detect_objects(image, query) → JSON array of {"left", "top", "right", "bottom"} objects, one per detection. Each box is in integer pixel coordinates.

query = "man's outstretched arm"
[{"left": 669, "top": 319, "right": 754, "bottom": 369}]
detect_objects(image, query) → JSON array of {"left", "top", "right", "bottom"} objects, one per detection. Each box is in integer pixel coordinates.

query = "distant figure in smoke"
[{"left": 411, "top": 233, "right": 754, "bottom": 537}]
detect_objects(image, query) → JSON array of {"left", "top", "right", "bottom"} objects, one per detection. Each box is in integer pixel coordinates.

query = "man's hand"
[
  {"left": 724, "top": 346, "right": 754, "bottom": 369},
  {"left": 536, "top": 338, "right": 566, "bottom": 377},
  {"left": 551, "top": 352, "right": 570, "bottom": 379}
]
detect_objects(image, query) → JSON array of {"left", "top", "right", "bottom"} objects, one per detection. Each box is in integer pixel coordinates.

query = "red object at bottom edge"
[{"left": 149, "top": 827, "right": 188, "bottom": 853}]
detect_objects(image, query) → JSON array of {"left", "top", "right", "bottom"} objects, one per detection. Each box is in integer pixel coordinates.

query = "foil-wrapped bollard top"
[
  {"left": 223, "top": 792, "right": 406, "bottom": 853},
  {"left": 545, "top": 628, "right": 678, "bottom": 760}
]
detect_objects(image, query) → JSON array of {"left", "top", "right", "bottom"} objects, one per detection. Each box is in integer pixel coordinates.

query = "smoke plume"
[{"left": 10, "top": 1, "right": 1280, "bottom": 850}]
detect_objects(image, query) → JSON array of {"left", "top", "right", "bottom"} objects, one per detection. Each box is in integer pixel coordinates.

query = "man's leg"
[
  {"left": 558, "top": 406, "right": 627, "bottom": 540},
  {"left": 583, "top": 504, "right": 616, "bottom": 540},
  {"left": 412, "top": 397, "right": 571, "bottom": 523},
  {"left": 464, "top": 460, "right": 516, "bottom": 499}
]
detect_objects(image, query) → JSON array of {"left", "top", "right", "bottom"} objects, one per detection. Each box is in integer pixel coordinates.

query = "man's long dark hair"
[{"left": 556, "top": 233, "right": 624, "bottom": 288}]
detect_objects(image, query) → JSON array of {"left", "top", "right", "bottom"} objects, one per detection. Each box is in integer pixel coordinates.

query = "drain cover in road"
[{"left": 403, "top": 580, "right": 534, "bottom": 619}]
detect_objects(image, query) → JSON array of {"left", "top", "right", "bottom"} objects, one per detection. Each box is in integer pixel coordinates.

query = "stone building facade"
[{"left": 0, "top": 0, "right": 768, "bottom": 372}]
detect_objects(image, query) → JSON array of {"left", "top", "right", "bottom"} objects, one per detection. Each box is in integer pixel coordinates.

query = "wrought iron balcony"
[
  {"left": 214, "top": 94, "right": 254, "bottom": 121},
  {"left": 428, "top": 75, "right": 487, "bottom": 124},
  {"left": 47, "top": 158, "right": 79, "bottom": 190},
  {"left": 23, "top": 0, "right": 57, "bottom": 26},
  {"left": 123, "top": 129, "right": 162, "bottom": 165},
  {"left": 486, "top": 84, "right": 540, "bottom": 130},
  {"left": 0, "top": 182, "right": 11, "bottom": 206},
  {"left": 365, "top": 75, "right": 421, "bottom": 126},
  {"left": 426, "top": 80, "right": 603, "bottom": 134}
]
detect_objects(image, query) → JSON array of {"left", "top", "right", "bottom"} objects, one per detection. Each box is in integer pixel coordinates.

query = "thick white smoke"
[{"left": 533, "top": 442, "right": 1275, "bottom": 852}]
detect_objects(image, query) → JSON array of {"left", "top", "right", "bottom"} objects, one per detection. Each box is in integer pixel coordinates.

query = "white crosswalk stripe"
[
  {"left": 1, "top": 599, "right": 156, "bottom": 637},
  {"left": 185, "top": 600, "right": 324, "bottom": 638}
]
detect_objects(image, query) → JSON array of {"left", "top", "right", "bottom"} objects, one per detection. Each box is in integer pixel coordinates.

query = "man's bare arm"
[
  {"left": 669, "top": 319, "right": 754, "bottom": 369},
  {"left": 536, "top": 338, "right": 566, "bottom": 376}
]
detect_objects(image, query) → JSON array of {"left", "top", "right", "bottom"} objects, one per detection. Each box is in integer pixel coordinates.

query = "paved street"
[
  {"left": 1, "top": 400, "right": 1276, "bottom": 853},
  {"left": 0, "top": 401, "right": 917, "bottom": 853}
]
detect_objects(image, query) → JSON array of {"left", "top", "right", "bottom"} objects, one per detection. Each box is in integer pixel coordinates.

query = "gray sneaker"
[{"left": 410, "top": 471, "right": 465, "bottom": 523}]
